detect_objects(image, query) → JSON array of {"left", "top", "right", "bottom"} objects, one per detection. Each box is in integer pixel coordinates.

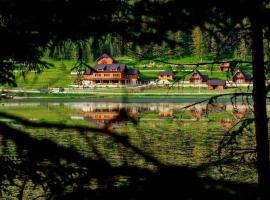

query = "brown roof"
[
  {"left": 191, "top": 70, "right": 208, "bottom": 80},
  {"left": 233, "top": 70, "right": 252, "bottom": 80}
]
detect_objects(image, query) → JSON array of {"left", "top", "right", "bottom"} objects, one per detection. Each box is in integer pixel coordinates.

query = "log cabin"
[
  {"left": 82, "top": 55, "right": 140, "bottom": 86},
  {"left": 189, "top": 70, "right": 208, "bottom": 83},
  {"left": 158, "top": 71, "right": 174, "bottom": 80},
  {"left": 96, "top": 53, "right": 117, "bottom": 64},
  {"left": 220, "top": 62, "right": 232, "bottom": 72},
  {"left": 207, "top": 80, "right": 226, "bottom": 90},
  {"left": 232, "top": 70, "right": 252, "bottom": 83}
]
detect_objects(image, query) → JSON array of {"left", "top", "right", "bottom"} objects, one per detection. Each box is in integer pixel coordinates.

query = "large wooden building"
[
  {"left": 82, "top": 54, "right": 140, "bottom": 85},
  {"left": 232, "top": 70, "right": 252, "bottom": 83},
  {"left": 189, "top": 70, "right": 208, "bottom": 83}
]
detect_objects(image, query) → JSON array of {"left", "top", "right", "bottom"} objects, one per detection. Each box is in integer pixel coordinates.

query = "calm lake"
[{"left": 0, "top": 100, "right": 260, "bottom": 198}]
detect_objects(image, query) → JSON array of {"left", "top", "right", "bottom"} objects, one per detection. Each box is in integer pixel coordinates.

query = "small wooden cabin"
[
  {"left": 220, "top": 62, "right": 232, "bottom": 72},
  {"left": 158, "top": 71, "right": 174, "bottom": 80},
  {"left": 207, "top": 80, "right": 226, "bottom": 90},
  {"left": 232, "top": 70, "right": 252, "bottom": 83},
  {"left": 96, "top": 53, "right": 116, "bottom": 65},
  {"left": 189, "top": 70, "right": 208, "bottom": 83}
]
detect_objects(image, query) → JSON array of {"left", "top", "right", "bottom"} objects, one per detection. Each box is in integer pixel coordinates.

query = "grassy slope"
[{"left": 1, "top": 56, "right": 253, "bottom": 90}]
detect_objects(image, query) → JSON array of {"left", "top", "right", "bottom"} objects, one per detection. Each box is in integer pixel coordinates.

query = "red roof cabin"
[
  {"left": 96, "top": 53, "right": 117, "bottom": 65},
  {"left": 207, "top": 80, "right": 226, "bottom": 90},
  {"left": 232, "top": 70, "right": 252, "bottom": 83},
  {"left": 189, "top": 70, "right": 208, "bottom": 83},
  {"left": 220, "top": 62, "right": 232, "bottom": 72},
  {"left": 158, "top": 71, "right": 174, "bottom": 80}
]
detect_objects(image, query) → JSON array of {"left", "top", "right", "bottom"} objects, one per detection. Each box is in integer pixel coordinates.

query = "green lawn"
[{"left": 0, "top": 56, "right": 254, "bottom": 90}]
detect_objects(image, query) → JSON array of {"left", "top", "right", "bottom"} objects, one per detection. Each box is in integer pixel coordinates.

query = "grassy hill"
[{"left": 1, "top": 56, "right": 253, "bottom": 90}]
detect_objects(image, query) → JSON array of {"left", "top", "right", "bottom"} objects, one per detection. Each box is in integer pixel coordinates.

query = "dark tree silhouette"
[{"left": 0, "top": 0, "right": 270, "bottom": 199}]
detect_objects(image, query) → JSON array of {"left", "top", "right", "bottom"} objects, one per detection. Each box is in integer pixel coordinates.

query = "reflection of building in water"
[
  {"left": 83, "top": 110, "right": 120, "bottom": 125},
  {"left": 158, "top": 110, "right": 173, "bottom": 118},
  {"left": 220, "top": 118, "right": 233, "bottom": 130},
  {"left": 79, "top": 104, "right": 140, "bottom": 128},
  {"left": 189, "top": 105, "right": 206, "bottom": 119},
  {"left": 207, "top": 103, "right": 226, "bottom": 112},
  {"left": 158, "top": 104, "right": 174, "bottom": 118},
  {"left": 232, "top": 105, "right": 250, "bottom": 120}
]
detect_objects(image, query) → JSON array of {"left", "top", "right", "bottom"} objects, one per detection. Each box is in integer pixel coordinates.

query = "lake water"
[{"left": 0, "top": 101, "right": 259, "bottom": 198}]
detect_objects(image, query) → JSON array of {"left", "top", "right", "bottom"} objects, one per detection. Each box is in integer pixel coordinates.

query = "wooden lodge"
[
  {"left": 189, "top": 70, "right": 208, "bottom": 84},
  {"left": 207, "top": 80, "right": 226, "bottom": 90},
  {"left": 82, "top": 54, "right": 140, "bottom": 85},
  {"left": 232, "top": 70, "right": 252, "bottom": 83},
  {"left": 158, "top": 71, "right": 174, "bottom": 80},
  {"left": 220, "top": 62, "right": 232, "bottom": 72}
]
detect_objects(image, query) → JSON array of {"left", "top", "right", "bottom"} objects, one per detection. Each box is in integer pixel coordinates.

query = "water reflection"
[{"left": 0, "top": 101, "right": 257, "bottom": 184}]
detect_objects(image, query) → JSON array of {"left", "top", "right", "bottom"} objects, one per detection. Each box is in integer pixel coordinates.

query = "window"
[
  {"left": 113, "top": 74, "right": 119, "bottom": 77},
  {"left": 104, "top": 74, "right": 110, "bottom": 77}
]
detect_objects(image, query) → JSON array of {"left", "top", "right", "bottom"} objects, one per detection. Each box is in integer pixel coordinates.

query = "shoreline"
[{"left": 1, "top": 96, "right": 255, "bottom": 103}]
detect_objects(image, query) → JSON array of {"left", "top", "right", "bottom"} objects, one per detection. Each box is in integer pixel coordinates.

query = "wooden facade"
[
  {"left": 232, "top": 70, "right": 252, "bottom": 83},
  {"left": 158, "top": 71, "right": 173, "bottom": 80},
  {"left": 189, "top": 70, "right": 208, "bottom": 83},
  {"left": 82, "top": 55, "right": 140, "bottom": 85}
]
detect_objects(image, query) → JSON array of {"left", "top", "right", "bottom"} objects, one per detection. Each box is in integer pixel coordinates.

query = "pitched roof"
[
  {"left": 207, "top": 80, "right": 226, "bottom": 86},
  {"left": 94, "top": 64, "right": 127, "bottom": 72},
  {"left": 233, "top": 70, "right": 252, "bottom": 80},
  {"left": 158, "top": 71, "right": 173, "bottom": 76},
  {"left": 191, "top": 70, "right": 208, "bottom": 80},
  {"left": 96, "top": 53, "right": 113, "bottom": 61}
]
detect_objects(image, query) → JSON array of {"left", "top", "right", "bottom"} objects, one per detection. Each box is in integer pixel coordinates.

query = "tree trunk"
[{"left": 250, "top": 14, "right": 270, "bottom": 200}]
